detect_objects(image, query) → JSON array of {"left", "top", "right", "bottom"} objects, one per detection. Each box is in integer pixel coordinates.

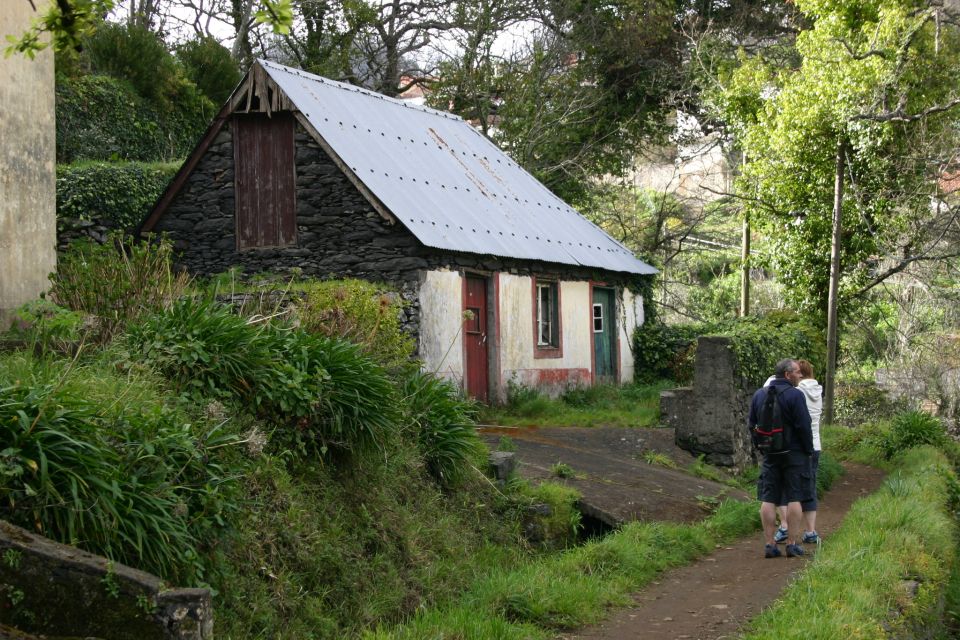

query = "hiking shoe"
[
  {"left": 802, "top": 531, "right": 820, "bottom": 544},
  {"left": 785, "top": 543, "right": 805, "bottom": 557},
  {"left": 773, "top": 526, "right": 789, "bottom": 544},
  {"left": 764, "top": 544, "right": 782, "bottom": 558}
]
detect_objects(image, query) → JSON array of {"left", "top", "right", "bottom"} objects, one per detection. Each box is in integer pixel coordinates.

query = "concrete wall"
[
  {"left": 0, "top": 2, "right": 57, "bottom": 328},
  {"left": 661, "top": 336, "right": 754, "bottom": 469},
  {"left": 0, "top": 520, "right": 212, "bottom": 639}
]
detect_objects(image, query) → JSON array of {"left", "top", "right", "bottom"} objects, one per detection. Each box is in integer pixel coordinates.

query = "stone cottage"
[{"left": 139, "top": 60, "right": 657, "bottom": 402}]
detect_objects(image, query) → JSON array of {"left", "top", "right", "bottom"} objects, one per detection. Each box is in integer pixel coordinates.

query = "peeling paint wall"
[
  {"left": 418, "top": 270, "right": 464, "bottom": 384},
  {"left": 419, "top": 270, "right": 646, "bottom": 400},
  {"left": 497, "top": 274, "right": 592, "bottom": 398},
  {"left": 0, "top": 2, "right": 57, "bottom": 329},
  {"left": 618, "top": 289, "right": 644, "bottom": 383}
]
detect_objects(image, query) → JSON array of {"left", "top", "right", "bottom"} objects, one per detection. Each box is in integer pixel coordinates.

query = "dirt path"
[{"left": 559, "top": 462, "right": 886, "bottom": 640}]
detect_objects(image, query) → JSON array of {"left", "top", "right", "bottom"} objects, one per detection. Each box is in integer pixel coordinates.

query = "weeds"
[
  {"left": 484, "top": 381, "right": 671, "bottom": 428},
  {"left": 642, "top": 450, "right": 677, "bottom": 468},
  {"left": 50, "top": 235, "right": 190, "bottom": 341}
]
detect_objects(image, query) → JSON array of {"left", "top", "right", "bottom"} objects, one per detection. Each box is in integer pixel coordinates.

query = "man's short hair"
[{"left": 774, "top": 358, "right": 797, "bottom": 378}]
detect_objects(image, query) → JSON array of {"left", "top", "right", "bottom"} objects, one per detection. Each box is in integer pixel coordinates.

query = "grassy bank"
[
  {"left": 366, "top": 498, "right": 760, "bottom": 639},
  {"left": 741, "top": 445, "right": 959, "bottom": 639}
]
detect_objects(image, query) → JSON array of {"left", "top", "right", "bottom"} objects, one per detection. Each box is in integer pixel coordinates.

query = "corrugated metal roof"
[{"left": 259, "top": 59, "right": 658, "bottom": 276}]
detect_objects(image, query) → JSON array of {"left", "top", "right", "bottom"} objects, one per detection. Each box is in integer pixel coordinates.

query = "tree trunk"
[{"left": 824, "top": 139, "right": 845, "bottom": 425}]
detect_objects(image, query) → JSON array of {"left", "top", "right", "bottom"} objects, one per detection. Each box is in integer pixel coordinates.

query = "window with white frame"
[{"left": 536, "top": 280, "right": 560, "bottom": 349}]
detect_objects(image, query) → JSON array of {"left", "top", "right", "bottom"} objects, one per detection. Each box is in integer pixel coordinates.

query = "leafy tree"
[
  {"left": 718, "top": 0, "right": 960, "bottom": 320},
  {"left": 176, "top": 35, "right": 243, "bottom": 104}
]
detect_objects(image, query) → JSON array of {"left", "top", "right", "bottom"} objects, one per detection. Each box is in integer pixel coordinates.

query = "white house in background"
[{"left": 139, "top": 60, "right": 657, "bottom": 402}]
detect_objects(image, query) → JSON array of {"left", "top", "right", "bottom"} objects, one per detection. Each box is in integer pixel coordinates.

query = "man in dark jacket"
[{"left": 750, "top": 358, "right": 813, "bottom": 558}]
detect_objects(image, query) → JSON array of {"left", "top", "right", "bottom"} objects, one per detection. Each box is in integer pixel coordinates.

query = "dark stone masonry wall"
[{"left": 152, "top": 116, "right": 642, "bottom": 336}]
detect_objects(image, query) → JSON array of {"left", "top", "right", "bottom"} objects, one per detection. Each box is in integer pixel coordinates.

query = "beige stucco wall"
[
  {"left": 498, "top": 273, "right": 593, "bottom": 396},
  {"left": 418, "top": 269, "right": 465, "bottom": 384},
  {"left": 0, "top": 2, "right": 57, "bottom": 328},
  {"left": 618, "top": 288, "right": 644, "bottom": 383},
  {"left": 418, "top": 269, "right": 645, "bottom": 400}
]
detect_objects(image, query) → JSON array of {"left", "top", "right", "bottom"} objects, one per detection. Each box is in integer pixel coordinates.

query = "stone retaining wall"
[{"left": 0, "top": 520, "right": 212, "bottom": 639}]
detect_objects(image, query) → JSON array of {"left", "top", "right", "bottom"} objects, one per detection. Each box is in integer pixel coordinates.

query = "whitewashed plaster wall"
[
  {"left": 497, "top": 273, "right": 592, "bottom": 396},
  {"left": 618, "top": 289, "right": 644, "bottom": 383},
  {"left": 418, "top": 269, "right": 464, "bottom": 384}
]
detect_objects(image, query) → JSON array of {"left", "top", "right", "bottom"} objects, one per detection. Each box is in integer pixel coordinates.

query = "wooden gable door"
[
  {"left": 233, "top": 113, "right": 297, "bottom": 250},
  {"left": 464, "top": 275, "right": 489, "bottom": 402},
  {"left": 592, "top": 287, "right": 617, "bottom": 384}
]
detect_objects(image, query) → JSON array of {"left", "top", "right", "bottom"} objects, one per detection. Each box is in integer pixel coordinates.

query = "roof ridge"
[{"left": 256, "top": 59, "right": 466, "bottom": 123}]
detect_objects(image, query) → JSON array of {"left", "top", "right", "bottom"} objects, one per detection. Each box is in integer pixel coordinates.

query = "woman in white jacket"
[{"left": 772, "top": 359, "right": 823, "bottom": 544}]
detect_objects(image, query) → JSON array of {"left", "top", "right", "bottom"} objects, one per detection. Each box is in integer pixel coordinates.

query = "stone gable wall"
[{"left": 152, "top": 116, "right": 644, "bottom": 341}]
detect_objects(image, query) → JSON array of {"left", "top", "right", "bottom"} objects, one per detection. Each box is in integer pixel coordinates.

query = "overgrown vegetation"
[
  {"left": 741, "top": 446, "right": 959, "bottom": 639},
  {"left": 366, "top": 498, "right": 759, "bottom": 639},
  {"left": 57, "top": 161, "right": 179, "bottom": 229},
  {"left": 633, "top": 311, "right": 826, "bottom": 389},
  {"left": 482, "top": 380, "right": 673, "bottom": 428}
]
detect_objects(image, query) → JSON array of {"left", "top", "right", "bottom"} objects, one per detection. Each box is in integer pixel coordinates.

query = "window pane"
[{"left": 593, "top": 303, "right": 603, "bottom": 332}]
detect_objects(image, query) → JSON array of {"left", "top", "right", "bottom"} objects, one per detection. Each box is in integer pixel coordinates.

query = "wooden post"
[{"left": 823, "top": 139, "right": 846, "bottom": 425}]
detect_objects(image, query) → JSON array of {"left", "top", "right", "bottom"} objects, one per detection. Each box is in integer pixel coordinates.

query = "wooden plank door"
[
  {"left": 233, "top": 113, "right": 297, "bottom": 250},
  {"left": 464, "top": 275, "right": 489, "bottom": 402},
  {"left": 592, "top": 287, "right": 617, "bottom": 384}
]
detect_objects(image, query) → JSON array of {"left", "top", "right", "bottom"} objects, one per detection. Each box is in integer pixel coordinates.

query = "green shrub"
[
  {"left": 57, "top": 161, "right": 180, "bottom": 229},
  {"left": 297, "top": 280, "right": 417, "bottom": 375},
  {"left": 4, "top": 299, "right": 87, "bottom": 355},
  {"left": 401, "top": 371, "right": 483, "bottom": 485},
  {"left": 128, "top": 297, "right": 399, "bottom": 454},
  {"left": 51, "top": 235, "right": 191, "bottom": 341},
  {"left": 632, "top": 322, "right": 708, "bottom": 384},
  {"left": 834, "top": 380, "right": 907, "bottom": 427},
  {"left": 0, "top": 354, "right": 235, "bottom": 583},
  {"left": 633, "top": 312, "right": 825, "bottom": 389},
  {"left": 722, "top": 311, "right": 826, "bottom": 390},
  {"left": 878, "top": 410, "right": 949, "bottom": 460},
  {"left": 175, "top": 36, "right": 242, "bottom": 105},
  {"left": 56, "top": 74, "right": 166, "bottom": 162}
]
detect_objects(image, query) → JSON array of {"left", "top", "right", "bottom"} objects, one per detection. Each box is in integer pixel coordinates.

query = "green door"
[{"left": 592, "top": 287, "right": 617, "bottom": 383}]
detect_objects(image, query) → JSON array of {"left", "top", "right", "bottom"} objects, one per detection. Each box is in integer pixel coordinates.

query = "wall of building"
[
  {"left": 418, "top": 269, "right": 464, "bottom": 383},
  {"left": 498, "top": 273, "right": 592, "bottom": 397},
  {"left": 151, "top": 114, "right": 651, "bottom": 397},
  {"left": 0, "top": 2, "right": 57, "bottom": 328},
  {"left": 618, "top": 288, "right": 645, "bottom": 383}
]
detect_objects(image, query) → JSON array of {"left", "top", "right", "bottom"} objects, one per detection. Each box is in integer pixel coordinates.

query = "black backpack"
[{"left": 751, "top": 385, "right": 789, "bottom": 455}]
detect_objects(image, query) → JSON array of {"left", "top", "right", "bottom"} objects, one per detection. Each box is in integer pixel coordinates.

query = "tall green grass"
[
  {"left": 483, "top": 380, "right": 674, "bottom": 428},
  {"left": 0, "top": 353, "right": 235, "bottom": 583},
  {"left": 366, "top": 498, "right": 759, "bottom": 639},
  {"left": 741, "top": 446, "right": 958, "bottom": 639}
]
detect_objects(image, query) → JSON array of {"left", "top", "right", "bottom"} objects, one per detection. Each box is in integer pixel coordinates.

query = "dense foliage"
[
  {"left": 296, "top": 279, "right": 417, "bottom": 375},
  {"left": 633, "top": 312, "right": 826, "bottom": 389},
  {"left": 56, "top": 161, "right": 179, "bottom": 228},
  {"left": 50, "top": 235, "right": 190, "bottom": 341},
  {"left": 0, "top": 355, "right": 234, "bottom": 584}
]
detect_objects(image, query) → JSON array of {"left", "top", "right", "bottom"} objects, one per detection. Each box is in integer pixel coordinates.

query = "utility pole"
[
  {"left": 740, "top": 211, "right": 750, "bottom": 317},
  {"left": 823, "top": 139, "right": 846, "bottom": 425}
]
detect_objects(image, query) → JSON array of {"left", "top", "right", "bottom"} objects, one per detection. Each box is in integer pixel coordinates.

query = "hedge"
[
  {"left": 633, "top": 311, "right": 826, "bottom": 389},
  {"left": 56, "top": 73, "right": 210, "bottom": 163},
  {"left": 57, "top": 161, "right": 181, "bottom": 230}
]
